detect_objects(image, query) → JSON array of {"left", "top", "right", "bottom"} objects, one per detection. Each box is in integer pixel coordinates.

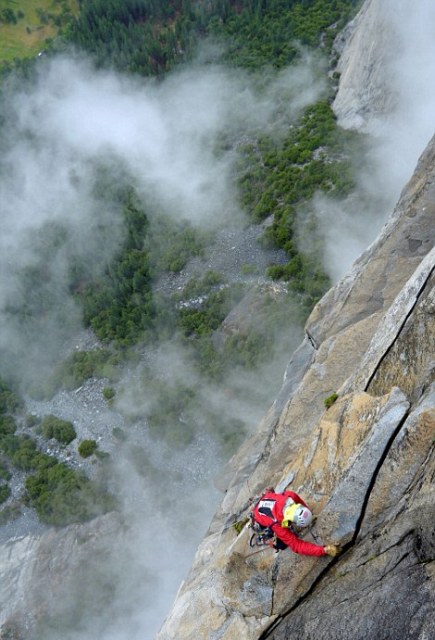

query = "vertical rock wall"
[{"left": 332, "top": 0, "right": 397, "bottom": 130}]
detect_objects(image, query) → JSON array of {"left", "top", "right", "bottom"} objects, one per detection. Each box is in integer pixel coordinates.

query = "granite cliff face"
[
  {"left": 0, "top": 513, "right": 126, "bottom": 637},
  {"left": 332, "top": 0, "right": 398, "bottom": 131},
  {"left": 332, "top": 0, "right": 396, "bottom": 130}
]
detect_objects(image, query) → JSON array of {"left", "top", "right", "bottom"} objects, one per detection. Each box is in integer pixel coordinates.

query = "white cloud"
[{"left": 0, "top": 52, "right": 324, "bottom": 385}]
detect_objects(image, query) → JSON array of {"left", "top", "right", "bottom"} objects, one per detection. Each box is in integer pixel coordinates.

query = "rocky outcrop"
[
  {"left": 155, "top": 129, "right": 435, "bottom": 639},
  {"left": 332, "top": 0, "right": 397, "bottom": 130},
  {"left": 0, "top": 513, "right": 126, "bottom": 637},
  {"left": 268, "top": 382, "right": 435, "bottom": 640}
]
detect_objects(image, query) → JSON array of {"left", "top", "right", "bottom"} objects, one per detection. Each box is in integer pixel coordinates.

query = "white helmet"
[
  {"left": 282, "top": 502, "right": 313, "bottom": 528},
  {"left": 293, "top": 505, "right": 313, "bottom": 528}
]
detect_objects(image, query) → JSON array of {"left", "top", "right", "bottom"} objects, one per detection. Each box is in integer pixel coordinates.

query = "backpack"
[{"left": 248, "top": 490, "right": 278, "bottom": 548}]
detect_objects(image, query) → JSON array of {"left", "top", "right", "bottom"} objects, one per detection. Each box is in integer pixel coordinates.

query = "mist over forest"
[{"left": 1, "top": 1, "right": 434, "bottom": 638}]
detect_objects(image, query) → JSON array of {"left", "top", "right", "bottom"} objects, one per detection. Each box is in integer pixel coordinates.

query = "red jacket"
[{"left": 252, "top": 490, "right": 326, "bottom": 557}]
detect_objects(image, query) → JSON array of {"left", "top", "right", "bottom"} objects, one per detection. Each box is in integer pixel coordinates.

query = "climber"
[{"left": 251, "top": 489, "right": 339, "bottom": 557}]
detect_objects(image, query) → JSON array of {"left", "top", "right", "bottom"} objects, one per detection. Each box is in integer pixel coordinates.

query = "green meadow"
[{"left": 0, "top": 0, "right": 77, "bottom": 63}]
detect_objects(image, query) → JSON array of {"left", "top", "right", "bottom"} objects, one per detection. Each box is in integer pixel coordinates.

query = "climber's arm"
[{"left": 272, "top": 524, "right": 326, "bottom": 557}]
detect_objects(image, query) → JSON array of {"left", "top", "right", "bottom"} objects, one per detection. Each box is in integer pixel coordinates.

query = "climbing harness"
[{"left": 248, "top": 516, "right": 275, "bottom": 548}]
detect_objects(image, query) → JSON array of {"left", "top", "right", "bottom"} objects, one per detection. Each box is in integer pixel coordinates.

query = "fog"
[{"left": 0, "top": 51, "right": 323, "bottom": 387}]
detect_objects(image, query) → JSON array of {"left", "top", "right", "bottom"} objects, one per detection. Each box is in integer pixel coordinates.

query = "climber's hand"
[{"left": 324, "top": 544, "right": 340, "bottom": 557}]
